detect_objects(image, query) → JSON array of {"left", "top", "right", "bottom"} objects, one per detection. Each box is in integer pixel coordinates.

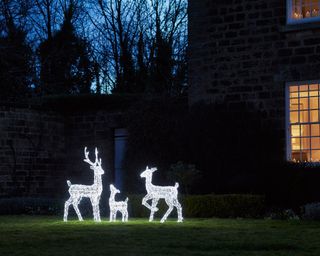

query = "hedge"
[
  {"left": 0, "top": 194, "right": 265, "bottom": 218},
  {"left": 129, "top": 194, "right": 265, "bottom": 218}
]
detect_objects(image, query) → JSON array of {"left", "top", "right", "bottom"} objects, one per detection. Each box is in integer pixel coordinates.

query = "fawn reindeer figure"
[
  {"left": 63, "top": 147, "right": 104, "bottom": 222},
  {"left": 109, "top": 184, "right": 128, "bottom": 222},
  {"left": 140, "top": 166, "right": 183, "bottom": 223}
]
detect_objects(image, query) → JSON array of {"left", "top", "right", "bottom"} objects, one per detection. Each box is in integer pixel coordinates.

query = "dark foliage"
[
  {"left": 39, "top": 5, "right": 94, "bottom": 95},
  {"left": 128, "top": 194, "right": 265, "bottom": 218},
  {"left": 0, "top": 17, "right": 33, "bottom": 101},
  {"left": 0, "top": 194, "right": 265, "bottom": 219}
]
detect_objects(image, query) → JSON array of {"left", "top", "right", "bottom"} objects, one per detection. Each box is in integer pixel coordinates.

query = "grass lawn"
[{"left": 0, "top": 216, "right": 320, "bottom": 256}]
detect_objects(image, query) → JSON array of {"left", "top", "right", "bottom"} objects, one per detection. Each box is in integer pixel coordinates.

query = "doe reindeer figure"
[
  {"left": 63, "top": 147, "right": 104, "bottom": 222},
  {"left": 140, "top": 166, "right": 183, "bottom": 223},
  {"left": 109, "top": 184, "right": 128, "bottom": 222}
]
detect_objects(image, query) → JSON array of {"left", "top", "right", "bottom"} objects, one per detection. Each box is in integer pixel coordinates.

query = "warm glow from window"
[
  {"left": 289, "top": 0, "right": 320, "bottom": 22},
  {"left": 289, "top": 83, "right": 320, "bottom": 162}
]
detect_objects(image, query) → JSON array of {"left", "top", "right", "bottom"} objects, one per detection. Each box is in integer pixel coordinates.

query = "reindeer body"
[
  {"left": 109, "top": 184, "right": 128, "bottom": 222},
  {"left": 63, "top": 147, "right": 104, "bottom": 222},
  {"left": 140, "top": 167, "right": 183, "bottom": 223}
]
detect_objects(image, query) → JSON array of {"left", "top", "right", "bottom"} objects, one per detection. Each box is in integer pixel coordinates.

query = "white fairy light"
[
  {"left": 63, "top": 147, "right": 104, "bottom": 222},
  {"left": 109, "top": 184, "right": 129, "bottom": 222},
  {"left": 140, "top": 166, "right": 183, "bottom": 223}
]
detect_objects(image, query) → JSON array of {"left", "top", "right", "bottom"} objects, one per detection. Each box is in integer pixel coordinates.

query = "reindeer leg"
[
  {"left": 160, "top": 199, "right": 174, "bottom": 223},
  {"left": 149, "top": 198, "right": 159, "bottom": 222},
  {"left": 96, "top": 196, "right": 101, "bottom": 222},
  {"left": 90, "top": 198, "right": 96, "bottom": 221},
  {"left": 92, "top": 197, "right": 101, "bottom": 222},
  {"left": 173, "top": 198, "right": 183, "bottom": 222},
  {"left": 72, "top": 198, "right": 83, "bottom": 221},
  {"left": 121, "top": 211, "right": 124, "bottom": 222},
  {"left": 109, "top": 209, "right": 113, "bottom": 222},
  {"left": 63, "top": 198, "right": 72, "bottom": 222},
  {"left": 125, "top": 209, "right": 128, "bottom": 222},
  {"left": 142, "top": 194, "right": 153, "bottom": 210}
]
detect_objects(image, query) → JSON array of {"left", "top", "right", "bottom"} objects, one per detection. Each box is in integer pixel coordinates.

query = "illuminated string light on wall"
[
  {"left": 140, "top": 166, "right": 183, "bottom": 223},
  {"left": 63, "top": 147, "right": 104, "bottom": 222},
  {"left": 109, "top": 184, "right": 129, "bottom": 222}
]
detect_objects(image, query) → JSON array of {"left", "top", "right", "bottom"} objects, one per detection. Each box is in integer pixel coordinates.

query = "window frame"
[
  {"left": 287, "top": 0, "right": 320, "bottom": 25},
  {"left": 286, "top": 80, "right": 320, "bottom": 162}
]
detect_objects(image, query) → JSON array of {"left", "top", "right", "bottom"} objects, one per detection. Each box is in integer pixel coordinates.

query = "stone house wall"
[{"left": 188, "top": 0, "right": 320, "bottom": 157}]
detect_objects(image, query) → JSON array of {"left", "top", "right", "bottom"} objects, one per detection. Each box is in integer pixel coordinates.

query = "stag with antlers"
[{"left": 63, "top": 147, "right": 104, "bottom": 222}]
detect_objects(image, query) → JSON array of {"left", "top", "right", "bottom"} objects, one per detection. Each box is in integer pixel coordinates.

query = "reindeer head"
[
  {"left": 140, "top": 166, "right": 157, "bottom": 179},
  {"left": 110, "top": 184, "right": 120, "bottom": 194},
  {"left": 83, "top": 147, "right": 104, "bottom": 175}
]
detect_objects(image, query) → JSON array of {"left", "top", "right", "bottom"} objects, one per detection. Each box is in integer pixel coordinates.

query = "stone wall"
[
  {"left": 0, "top": 105, "right": 123, "bottom": 198},
  {"left": 188, "top": 0, "right": 320, "bottom": 127},
  {"left": 0, "top": 106, "right": 65, "bottom": 197}
]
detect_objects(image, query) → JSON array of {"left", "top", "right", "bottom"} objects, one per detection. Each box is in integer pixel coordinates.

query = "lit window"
[
  {"left": 287, "top": 0, "right": 320, "bottom": 24},
  {"left": 288, "top": 82, "right": 320, "bottom": 162}
]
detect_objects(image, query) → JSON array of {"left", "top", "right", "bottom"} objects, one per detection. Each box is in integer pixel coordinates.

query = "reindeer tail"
[
  {"left": 175, "top": 182, "right": 179, "bottom": 188},
  {"left": 67, "top": 180, "right": 72, "bottom": 187}
]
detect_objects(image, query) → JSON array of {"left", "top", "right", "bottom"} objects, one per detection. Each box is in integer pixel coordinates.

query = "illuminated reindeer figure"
[
  {"left": 63, "top": 147, "right": 104, "bottom": 222},
  {"left": 140, "top": 167, "right": 183, "bottom": 223},
  {"left": 109, "top": 184, "right": 129, "bottom": 222}
]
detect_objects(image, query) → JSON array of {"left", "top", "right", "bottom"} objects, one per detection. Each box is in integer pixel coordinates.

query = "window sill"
[
  {"left": 287, "top": 160, "right": 320, "bottom": 167},
  {"left": 280, "top": 22, "right": 320, "bottom": 33}
]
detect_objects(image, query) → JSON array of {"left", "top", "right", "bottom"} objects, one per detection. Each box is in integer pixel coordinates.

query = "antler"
[
  {"left": 95, "top": 147, "right": 102, "bottom": 166},
  {"left": 84, "top": 147, "right": 97, "bottom": 166}
]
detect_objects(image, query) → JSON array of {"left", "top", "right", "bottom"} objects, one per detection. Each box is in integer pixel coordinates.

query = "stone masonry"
[
  {"left": 189, "top": 0, "right": 320, "bottom": 132},
  {"left": 0, "top": 105, "right": 123, "bottom": 198}
]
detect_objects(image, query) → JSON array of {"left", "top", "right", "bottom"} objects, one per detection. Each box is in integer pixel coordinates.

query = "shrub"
[
  {"left": 128, "top": 194, "right": 265, "bottom": 218},
  {"left": 266, "top": 209, "right": 300, "bottom": 220},
  {"left": 0, "top": 194, "right": 265, "bottom": 219},
  {"left": 167, "top": 161, "right": 201, "bottom": 194},
  {"left": 0, "top": 198, "right": 63, "bottom": 215},
  {"left": 302, "top": 202, "right": 320, "bottom": 220}
]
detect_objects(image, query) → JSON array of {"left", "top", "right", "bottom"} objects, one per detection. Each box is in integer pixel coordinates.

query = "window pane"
[
  {"left": 311, "top": 0, "right": 320, "bottom": 17},
  {"left": 291, "top": 137, "right": 301, "bottom": 150},
  {"left": 300, "top": 97, "right": 309, "bottom": 110},
  {"left": 311, "top": 137, "right": 320, "bottom": 149},
  {"left": 290, "top": 98, "right": 299, "bottom": 111},
  {"left": 310, "top": 109, "right": 319, "bottom": 122},
  {"left": 311, "top": 150, "right": 320, "bottom": 161},
  {"left": 300, "top": 84, "right": 308, "bottom": 91},
  {"left": 301, "top": 124, "right": 310, "bottom": 136},
  {"left": 309, "top": 91, "right": 318, "bottom": 97},
  {"left": 299, "top": 91, "right": 309, "bottom": 97},
  {"left": 290, "top": 85, "right": 299, "bottom": 92},
  {"left": 292, "top": 150, "right": 310, "bottom": 161},
  {"left": 300, "top": 110, "right": 309, "bottom": 122},
  {"left": 301, "top": 137, "right": 311, "bottom": 149},
  {"left": 311, "top": 124, "right": 320, "bottom": 136},
  {"left": 292, "top": 151, "right": 301, "bottom": 161},
  {"left": 290, "top": 111, "right": 299, "bottom": 123},
  {"left": 291, "top": 0, "right": 320, "bottom": 20},
  {"left": 309, "top": 97, "right": 318, "bottom": 109},
  {"left": 309, "top": 84, "right": 318, "bottom": 91},
  {"left": 291, "top": 125, "right": 300, "bottom": 137},
  {"left": 290, "top": 92, "right": 299, "bottom": 98}
]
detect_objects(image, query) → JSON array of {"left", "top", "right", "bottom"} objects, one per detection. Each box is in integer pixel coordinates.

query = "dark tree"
[
  {"left": 150, "top": 13, "right": 173, "bottom": 94},
  {"left": 39, "top": 4, "right": 94, "bottom": 95},
  {"left": 135, "top": 32, "right": 148, "bottom": 93},
  {"left": 0, "top": 11, "right": 33, "bottom": 101}
]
